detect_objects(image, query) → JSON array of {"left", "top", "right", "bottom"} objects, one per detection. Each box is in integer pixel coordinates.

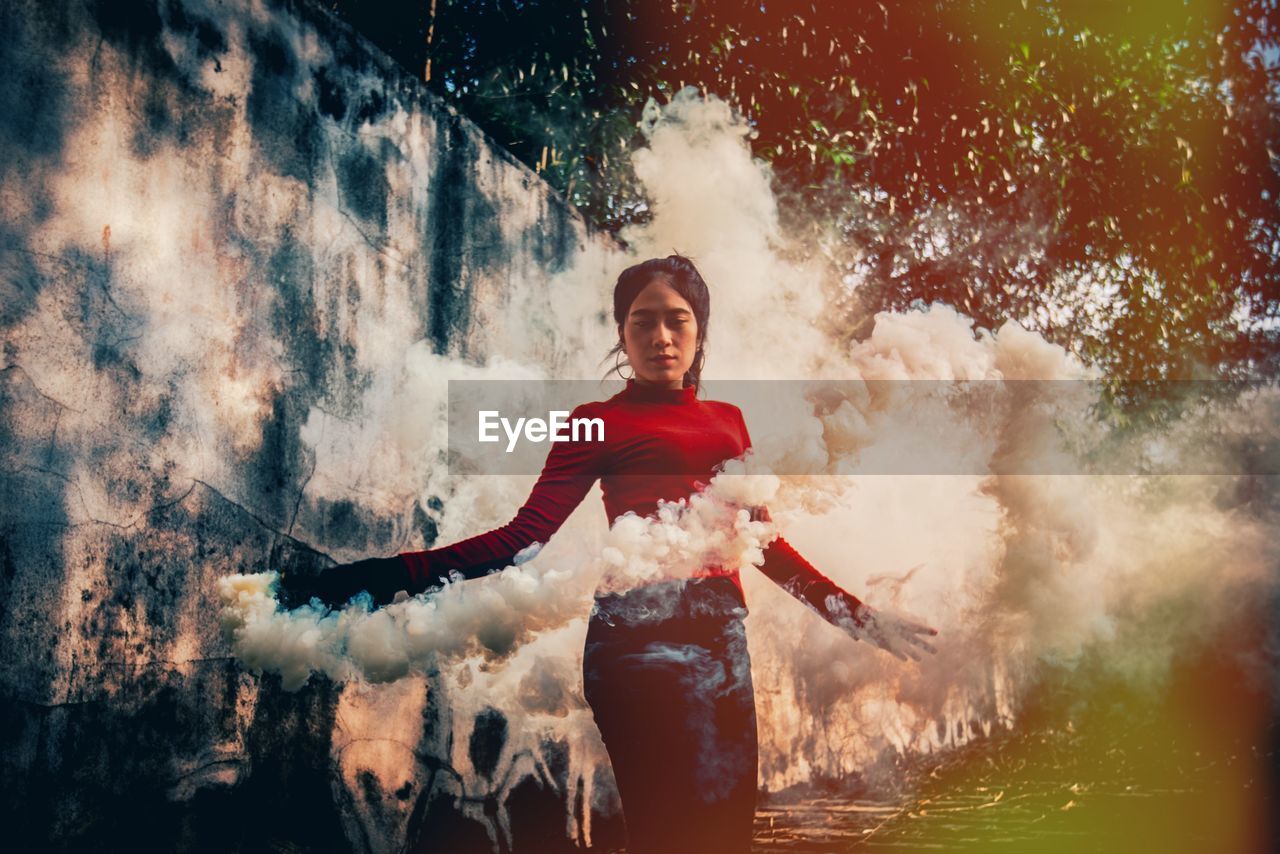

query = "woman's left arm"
[
  {"left": 750, "top": 508, "right": 937, "bottom": 661},
  {"left": 734, "top": 409, "right": 937, "bottom": 661}
]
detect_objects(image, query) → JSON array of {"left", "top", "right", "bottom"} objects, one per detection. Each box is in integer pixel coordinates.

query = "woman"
[{"left": 282, "top": 255, "right": 938, "bottom": 853}]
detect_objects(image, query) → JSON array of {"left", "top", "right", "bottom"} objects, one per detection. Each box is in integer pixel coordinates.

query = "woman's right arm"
[{"left": 281, "top": 403, "right": 606, "bottom": 609}]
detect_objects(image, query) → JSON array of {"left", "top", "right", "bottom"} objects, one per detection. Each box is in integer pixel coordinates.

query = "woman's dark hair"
[{"left": 603, "top": 254, "right": 711, "bottom": 393}]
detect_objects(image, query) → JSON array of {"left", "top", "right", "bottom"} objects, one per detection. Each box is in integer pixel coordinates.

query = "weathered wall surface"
[{"left": 0, "top": 0, "right": 616, "bottom": 849}]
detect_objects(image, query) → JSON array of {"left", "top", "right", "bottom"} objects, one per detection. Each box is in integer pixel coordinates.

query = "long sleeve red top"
[{"left": 398, "top": 379, "right": 861, "bottom": 615}]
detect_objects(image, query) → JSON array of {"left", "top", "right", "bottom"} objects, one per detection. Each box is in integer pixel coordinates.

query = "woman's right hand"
[{"left": 278, "top": 556, "right": 412, "bottom": 611}]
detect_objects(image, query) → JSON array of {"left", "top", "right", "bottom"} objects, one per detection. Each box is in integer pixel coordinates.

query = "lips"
[{"left": 650, "top": 355, "right": 677, "bottom": 364}]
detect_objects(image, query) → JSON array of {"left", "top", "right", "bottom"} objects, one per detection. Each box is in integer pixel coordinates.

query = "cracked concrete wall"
[{"left": 0, "top": 0, "right": 617, "bottom": 850}]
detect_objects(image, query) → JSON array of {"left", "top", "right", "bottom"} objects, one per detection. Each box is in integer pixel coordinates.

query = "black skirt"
[{"left": 583, "top": 576, "right": 757, "bottom": 854}]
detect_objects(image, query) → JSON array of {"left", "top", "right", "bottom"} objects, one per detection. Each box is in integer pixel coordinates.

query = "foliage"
[{"left": 327, "top": 0, "right": 1280, "bottom": 385}]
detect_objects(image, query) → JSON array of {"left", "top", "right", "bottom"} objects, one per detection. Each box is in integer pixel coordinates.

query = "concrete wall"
[{"left": 0, "top": 0, "right": 616, "bottom": 849}]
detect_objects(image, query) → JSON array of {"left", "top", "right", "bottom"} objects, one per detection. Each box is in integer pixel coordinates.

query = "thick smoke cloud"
[
  {"left": 219, "top": 473, "right": 781, "bottom": 687},
  {"left": 218, "top": 88, "right": 1277, "bottom": 801}
]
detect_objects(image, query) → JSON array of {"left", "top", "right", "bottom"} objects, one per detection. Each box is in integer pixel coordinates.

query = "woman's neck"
[
  {"left": 632, "top": 376, "right": 684, "bottom": 390},
  {"left": 622, "top": 378, "right": 697, "bottom": 404}
]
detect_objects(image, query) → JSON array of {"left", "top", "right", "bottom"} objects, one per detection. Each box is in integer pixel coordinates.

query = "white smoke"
[
  {"left": 204, "top": 87, "right": 1274, "bottom": 804},
  {"left": 219, "top": 561, "right": 583, "bottom": 691},
  {"left": 6, "top": 0, "right": 1269, "bottom": 840},
  {"left": 179, "top": 79, "right": 1275, "bottom": 800},
  {"left": 218, "top": 470, "right": 784, "bottom": 688}
]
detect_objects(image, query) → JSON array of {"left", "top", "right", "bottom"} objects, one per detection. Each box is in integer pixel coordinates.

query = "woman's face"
[{"left": 621, "top": 277, "right": 699, "bottom": 388}]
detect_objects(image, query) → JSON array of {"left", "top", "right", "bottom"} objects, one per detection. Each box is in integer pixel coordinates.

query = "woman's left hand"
[{"left": 851, "top": 604, "right": 939, "bottom": 662}]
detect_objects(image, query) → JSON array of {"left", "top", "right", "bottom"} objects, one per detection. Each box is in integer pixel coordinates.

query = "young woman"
[{"left": 282, "top": 255, "right": 938, "bottom": 853}]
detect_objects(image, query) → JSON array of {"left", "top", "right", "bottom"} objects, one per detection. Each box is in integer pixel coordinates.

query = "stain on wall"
[{"left": 0, "top": 0, "right": 617, "bottom": 850}]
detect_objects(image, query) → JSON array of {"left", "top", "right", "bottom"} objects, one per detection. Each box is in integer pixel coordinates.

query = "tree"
[{"left": 327, "top": 0, "right": 1280, "bottom": 386}]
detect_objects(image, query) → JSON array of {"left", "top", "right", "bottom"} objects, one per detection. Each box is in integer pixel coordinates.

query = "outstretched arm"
[
  {"left": 398, "top": 406, "right": 604, "bottom": 586},
  {"left": 751, "top": 507, "right": 937, "bottom": 662},
  {"left": 281, "top": 403, "right": 605, "bottom": 609},
  {"left": 734, "top": 409, "right": 937, "bottom": 661}
]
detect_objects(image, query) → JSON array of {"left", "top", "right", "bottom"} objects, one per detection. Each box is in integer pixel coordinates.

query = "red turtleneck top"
[{"left": 397, "top": 379, "right": 860, "bottom": 613}]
